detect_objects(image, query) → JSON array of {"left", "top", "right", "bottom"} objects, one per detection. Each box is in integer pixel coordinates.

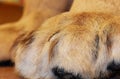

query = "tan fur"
[
  {"left": 0, "top": 0, "right": 72, "bottom": 61},
  {"left": 1, "top": 0, "right": 120, "bottom": 79},
  {"left": 13, "top": 11, "right": 120, "bottom": 79}
]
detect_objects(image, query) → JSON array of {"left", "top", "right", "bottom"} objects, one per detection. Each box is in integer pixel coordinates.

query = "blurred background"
[
  {"left": 0, "top": 0, "right": 23, "bottom": 24},
  {"left": 0, "top": 0, "right": 23, "bottom": 79},
  {"left": 0, "top": 0, "right": 73, "bottom": 79}
]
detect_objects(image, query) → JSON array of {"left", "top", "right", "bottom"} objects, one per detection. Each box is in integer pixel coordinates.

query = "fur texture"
[
  {"left": 11, "top": 12, "right": 120, "bottom": 79},
  {"left": 0, "top": 0, "right": 72, "bottom": 61},
  {"left": 0, "top": 0, "right": 120, "bottom": 79}
]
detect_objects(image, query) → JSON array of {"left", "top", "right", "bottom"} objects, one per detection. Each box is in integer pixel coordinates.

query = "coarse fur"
[
  {"left": 1, "top": 0, "right": 120, "bottom": 79},
  {"left": 0, "top": 0, "right": 72, "bottom": 61},
  {"left": 11, "top": 12, "right": 120, "bottom": 79}
]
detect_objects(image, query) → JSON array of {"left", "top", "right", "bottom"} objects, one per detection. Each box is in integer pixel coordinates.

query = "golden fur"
[
  {"left": 0, "top": 0, "right": 72, "bottom": 61},
  {"left": 11, "top": 12, "right": 120, "bottom": 79},
  {"left": 1, "top": 0, "right": 120, "bottom": 79}
]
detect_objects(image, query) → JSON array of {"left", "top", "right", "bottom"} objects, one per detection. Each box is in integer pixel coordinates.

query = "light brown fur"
[
  {"left": 0, "top": 0, "right": 72, "bottom": 61},
  {"left": 13, "top": 12, "right": 120, "bottom": 79},
  {"left": 1, "top": 0, "right": 120, "bottom": 79}
]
